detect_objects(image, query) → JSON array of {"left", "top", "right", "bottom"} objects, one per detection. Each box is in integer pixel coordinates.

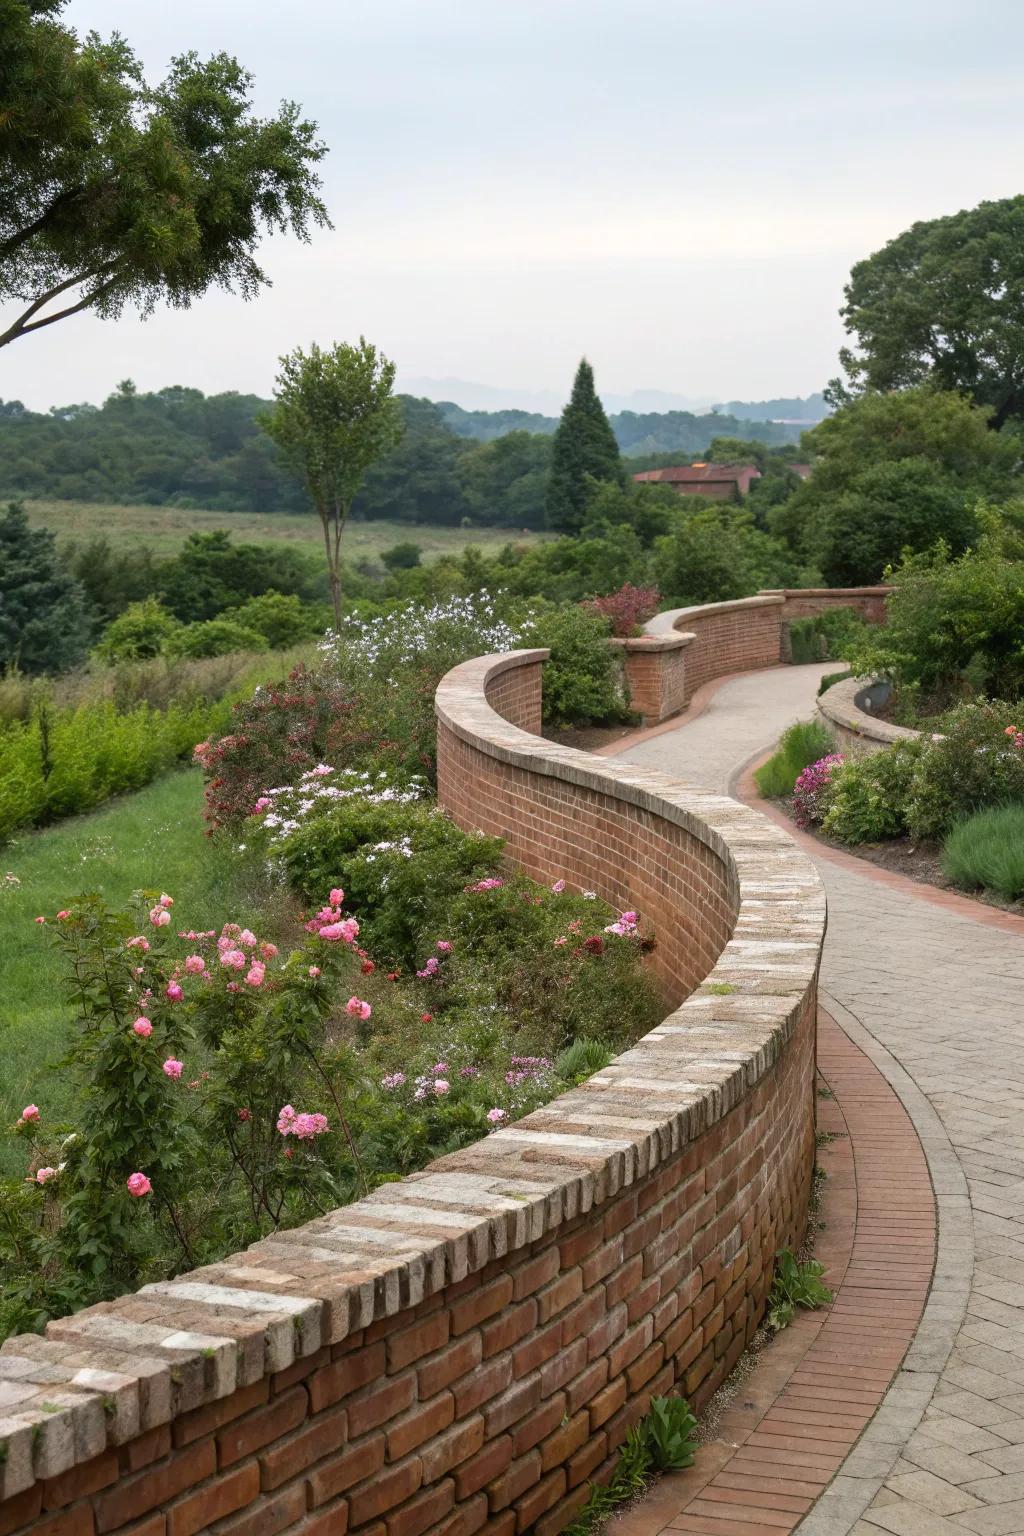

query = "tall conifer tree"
[{"left": 545, "top": 359, "right": 624, "bottom": 533}]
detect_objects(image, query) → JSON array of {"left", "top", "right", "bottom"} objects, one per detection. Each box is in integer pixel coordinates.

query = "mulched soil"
[
  {"left": 778, "top": 804, "right": 1024, "bottom": 918},
  {"left": 544, "top": 723, "right": 638, "bottom": 752}
]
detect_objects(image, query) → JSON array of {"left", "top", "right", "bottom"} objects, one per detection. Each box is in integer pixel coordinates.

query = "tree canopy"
[
  {"left": 833, "top": 196, "right": 1024, "bottom": 428},
  {"left": 0, "top": 0, "right": 329, "bottom": 347},
  {"left": 0, "top": 501, "right": 91, "bottom": 672},
  {"left": 545, "top": 360, "right": 625, "bottom": 534}
]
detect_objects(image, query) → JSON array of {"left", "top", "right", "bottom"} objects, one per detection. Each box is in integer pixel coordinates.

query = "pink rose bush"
[{"left": 792, "top": 753, "right": 845, "bottom": 828}]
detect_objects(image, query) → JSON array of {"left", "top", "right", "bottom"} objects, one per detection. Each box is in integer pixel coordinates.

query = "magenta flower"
[
  {"left": 162, "top": 1059, "right": 184, "bottom": 1079},
  {"left": 308, "top": 965, "right": 321, "bottom": 978},
  {"left": 486, "top": 1108, "right": 507, "bottom": 1124},
  {"left": 220, "top": 948, "right": 247, "bottom": 970},
  {"left": 149, "top": 907, "right": 171, "bottom": 928},
  {"left": 346, "top": 996, "right": 372, "bottom": 1019},
  {"left": 132, "top": 1017, "right": 153, "bottom": 1038},
  {"left": 126, "top": 1172, "right": 152, "bottom": 1198},
  {"left": 551, "top": 879, "right": 566, "bottom": 893},
  {"left": 436, "top": 940, "right": 453, "bottom": 953},
  {"left": 20, "top": 1104, "right": 39, "bottom": 1123},
  {"left": 127, "top": 936, "right": 151, "bottom": 952},
  {"left": 165, "top": 982, "right": 183, "bottom": 1002},
  {"left": 244, "top": 962, "right": 266, "bottom": 988},
  {"left": 253, "top": 796, "right": 273, "bottom": 813}
]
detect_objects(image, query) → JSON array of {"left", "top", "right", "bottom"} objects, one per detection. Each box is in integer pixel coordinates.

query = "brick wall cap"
[
  {"left": 644, "top": 594, "right": 785, "bottom": 636},
  {"left": 817, "top": 675, "right": 921, "bottom": 746},
  {"left": 608, "top": 634, "right": 694, "bottom": 653}
]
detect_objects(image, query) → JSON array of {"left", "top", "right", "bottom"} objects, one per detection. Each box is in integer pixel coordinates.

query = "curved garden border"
[
  {"left": 0, "top": 651, "right": 826, "bottom": 1536},
  {"left": 816, "top": 676, "right": 920, "bottom": 756}
]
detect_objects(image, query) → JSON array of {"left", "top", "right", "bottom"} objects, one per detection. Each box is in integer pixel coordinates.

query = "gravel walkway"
[{"left": 616, "top": 664, "right": 1024, "bottom": 1536}]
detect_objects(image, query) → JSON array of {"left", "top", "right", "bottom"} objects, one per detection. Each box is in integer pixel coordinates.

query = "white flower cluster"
[
  {"left": 319, "top": 592, "right": 527, "bottom": 676},
  {"left": 257, "top": 766, "right": 427, "bottom": 845}
]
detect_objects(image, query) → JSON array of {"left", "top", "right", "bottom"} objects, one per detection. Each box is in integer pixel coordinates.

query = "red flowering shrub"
[
  {"left": 195, "top": 664, "right": 365, "bottom": 831},
  {"left": 583, "top": 583, "right": 661, "bottom": 638}
]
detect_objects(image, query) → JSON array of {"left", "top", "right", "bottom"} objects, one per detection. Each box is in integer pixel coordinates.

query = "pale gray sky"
[{"left": 3, "top": 0, "right": 1023, "bottom": 411}]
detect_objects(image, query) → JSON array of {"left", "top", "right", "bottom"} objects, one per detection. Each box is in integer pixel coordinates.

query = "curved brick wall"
[
  {"left": 0, "top": 653, "right": 825, "bottom": 1536},
  {"left": 620, "top": 587, "right": 891, "bottom": 725},
  {"left": 817, "top": 676, "right": 921, "bottom": 756}
]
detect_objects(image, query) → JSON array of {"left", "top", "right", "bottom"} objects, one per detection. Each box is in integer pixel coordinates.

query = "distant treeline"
[{"left": 0, "top": 384, "right": 802, "bottom": 527}]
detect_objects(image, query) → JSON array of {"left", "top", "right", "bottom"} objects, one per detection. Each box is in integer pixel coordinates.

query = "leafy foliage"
[
  {"left": 754, "top": 721, "right": 835, "bottom": 799},
  {"left": 654, "top": 502, "right": 801, "bottom": 604},
  {"left": 0, "top": 4, "right": 329, "bottom": 349},
  {"left": 833, "top": 195, "right": 1024, "bottom": 428},
  {"left": 767, "top": 1249, "right": 832, "bottom": 1331},
  {"left": 566, "top": 1397, "right": 698, "bottom": 1536},
  {"left": 583, "top": 582, "right": 661, "bottom": 637}
]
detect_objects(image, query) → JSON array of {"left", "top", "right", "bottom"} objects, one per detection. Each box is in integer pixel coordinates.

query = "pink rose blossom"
[
  {"left": 162, "top": 1058, "right": 184, "bottom": 1079},
  {"left": 220, "top": 948, "right": 247, "bottom": 971},
  {"left": 487, "top": 1108, "right": 507, "bottom": 1124},
  {"left": 346, "top": 996, "right": 372, "bottom": 1020},
  {"left": 433, "top": 1079, "right": 450, "bottom": 1096},
  {"left": 553, "top": 937, "right": 567, "bottom": 947},
  {"left": 551, "top": 879, "right": 566, "bottom": 894},
  {"left": 238, "top": 1107, "right": 251, "bottom": 1121},
  {"left": 184, "top": 954, "right": 205, "bottom": 975},
  {"left": 308, "top": 965, "right": 321, "bottom": 978},
  {"left": 292, "top": 1112, "right": 329, "bottom": 1139},
  {"left": 436, "top": 940, "right": 452, "bottom": 953},
  {"left": 126, "top": 1172, "right": 152, "bottom": 1197},
  {"left": 56, "top": 909, "right": 71, "bottom": 920},
  {"left": 225, "top": 981, "right": 241, "bottom": 993},
  {"left": 159, "top": 894, "right": 173, "bottom": 909},
  {"left": 127, "top": 936, "right": 150, "bottom": 952},
  {"left": 165, "top": 982, "right": 183, "bottom": 1002},
  {"left": 253, "top": 796, "right": 273, "bottom": 813},
  {"left": 381, "top": 1072, "right": 406, "bottom": 1090},
  {"left": 132, "top": 1017, "right": 153, "bottom": 1038},
  {"left": 35, "top": 1166, "right": 57, "bottom": 1184},
  {"left": 260, "top": 942, "right": 278, "bottom": 959},
  {"left": 329, "top": 887, "right": 345, "bottom": 906},
  {"left": 34, "top": 915, "right": 46, "bottom": 924},
  {"left": 149, "top": 907, "right": 171, "bottom": 927},
  {"left": 240, "top": 929, "right": 257, "bottom": 948},
  {"left": 244, "top": 962, "right": 266, "bottom": 988},
  {"left": 318, "top": 923, "right": 344, "bottom": 942},
  {"left": 20, "top": 1104, "right": 40, "bottom": 1123}
]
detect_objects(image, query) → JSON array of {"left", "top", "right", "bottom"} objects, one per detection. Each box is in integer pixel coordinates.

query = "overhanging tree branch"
[{"left": 0, "top": 264, "right": 121, "bottom": 348}]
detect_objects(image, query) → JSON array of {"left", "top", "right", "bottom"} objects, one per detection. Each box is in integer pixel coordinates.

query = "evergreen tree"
[
  {"left": 545, "top": 359, "right": 625, "bottom": 533},
  {"left": 0, "top": 503, "right": 91, "bottom": 673}
]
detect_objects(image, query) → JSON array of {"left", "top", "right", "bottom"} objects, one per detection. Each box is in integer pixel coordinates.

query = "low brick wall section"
[
  {"left": 624, "top": 588, "right": 891, "bottom": 725},
  {"left": 817, "top": 676, "right": 921, "bottom": 757},
  {"left": 0, "top": 653, "right": 824, "bottom": 1536}
]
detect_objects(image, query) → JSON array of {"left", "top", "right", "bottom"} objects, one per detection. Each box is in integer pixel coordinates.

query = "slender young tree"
[
  {"left": 262, "top": 341, "right": 402, "bottom": 628},
  {"left": 0, "top": 0, "right": 330, "bottom": 348},
  {"left": 545, "top": 359, "right": 625, "bottom": 534}
]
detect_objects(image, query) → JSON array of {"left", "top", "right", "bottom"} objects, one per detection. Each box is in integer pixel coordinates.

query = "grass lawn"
[
  {"left": 24, "top": 499, "right": 548, "bottom": 561},
  {"left": 0, "top": 768, "right": 282, "bottom": 1170}
]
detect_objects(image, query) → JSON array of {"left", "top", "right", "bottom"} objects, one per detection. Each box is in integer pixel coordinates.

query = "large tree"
[
  {"left": 832, "top": 196, "right": 1024, "bottom": 428},
  {"left": 0, "top": 502, "right": 91, "bottom": 672},
  {"left": 0, "top": 0, "right": 329, "bottom": 348},
  {"left": 262, "top": 340, "right": 402, "bottom": 628},
  {"left": 545, "top": 359, "right": 624, "bottom": 534}
]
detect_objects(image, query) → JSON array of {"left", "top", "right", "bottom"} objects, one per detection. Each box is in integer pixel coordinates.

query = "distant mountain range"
[
  {"left": 399, "top": 376, "right": 829, "bottom": 426},
  {"left": 435, "top": 401, "right": 811, "bottom": 455}
]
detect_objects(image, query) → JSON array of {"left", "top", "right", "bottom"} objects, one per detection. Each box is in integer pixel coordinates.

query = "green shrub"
[
  {"left": 223, "top": 592, "right": 326, "bottom": 648},
  {"left": 821, "top": 740, "right": 923, "bottom": 844},
  {"left": 523, "top": 604, "right": 630, "bottom": 727},
  {"left": 167, "top": 618, "right": 269, "bottom": 659},
  {"left": 818, "top": 668, "right": 852, "bottom": 696},
  {"left": 768, "top": 1250, "right": 832, "bottom": 1331},
  {"left": 94, "top": 598, "right": 182, "bottom": 662},
  {"left": 906, "top": 701, "right": 1024, "bottom": 838},
  {"left": 787, "top": 607, "right": 867, "bottom": 665},
  {"left": 380, "top": 541, "right": 422, "bottom": 571},
  {"left": 755, "top": 720, "right": 835, "bottom": 799},
  {"left": 942, "top": 806, "right": 1024, "bottom": 899}
]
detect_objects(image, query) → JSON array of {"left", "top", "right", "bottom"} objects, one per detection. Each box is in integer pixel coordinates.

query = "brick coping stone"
[{"left": 0, "top": 649, "right": 826, "bottom": 1518}]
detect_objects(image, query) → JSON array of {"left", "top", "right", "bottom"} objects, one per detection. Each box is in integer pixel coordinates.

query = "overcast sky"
[{"left": 3, "top": 0, "right": 1023, "bottom": 412}]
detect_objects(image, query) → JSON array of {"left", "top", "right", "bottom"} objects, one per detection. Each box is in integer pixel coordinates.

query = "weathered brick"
[
  {"left": 560, "top": 1288, "right": 605, "bottom": 1345},
  {"left": 603, "top": 1255, "right": 643, "bottom": 1310},
  {"left": 167, "top": 1462, "right": 259, "bottom": 1536},
  {"left": 510, "top": 1249, "right": 559, "bottom": 1303},
  {"left": 514, "top": 1467, "right": 565, "bottom": 1533},
  {"left": 95, "top": 1441, "right": 216, "bottom": 1535},
  {"left": 588, "top": 1375, "right": 626, "bottom": 1430},
  {"left": 19, "top": 1510, "right": 96, "bottom": 1536},
  {"left": 385, "top": 1477, "right": 454, "bottom": 1536},
  {"left": 258, "top": 1403, "right": 346, "bottom": 1490},
  {"left": 346, "top": 1376, "right": 416, "bottom": 1439},
  {"left": 120, "top": 1426, "right": 171, "bottom": 1475},
  {"left": 218, "top": 1387, "right": 308, "bottom": 1468},
  {"left": 173, "top": 1381, "right": 270, "bottom": 1450},
  {"left": 539, "top": 1410, "right": 590, "bottom": 1475},
  {"left": 307, "top": 1431, "right": 385, "bottom": 1506},
  {"left": 0, "top": 1486, "right": 42, "bottom": 1536},
  {"left": 566, "top": 1431, "right": 607, "bottom": 1489},
  {"left": 420, "top": 1415, "right": 485, "bottom": 1484},
  {"left": 535, "top": 1271, "right": 582, "bottom": 1326},
  {"left": 42, "top": 1451, "right": 118, "bottom": 1511},
  {"left": 626, "top": 1341, "right": 665, "bottom": 1394},
  {"left": 309, "top": 1343, "right": 386, "bottom": 1414},
  {"left": 417, "top": 1334, "right": 482, "bottom": 1400},
  {"left": 450, "top": 1278, "right": 513, "bottom": 1336},
  {"left": 386, "top": 1313, "right": 450, "bottom": 1374},
  {"left": 481, "top": 1301, "right": 536, "bottom": 1359},
  {"left": 564, "top": 1358, "right": 608, "bottom": 1416},
  {"left": 511, "top": 1393, "right": 565, "bottom": 1457},
  {"left": 483, "top": 1375, "right": 541, "bottom": 1439},
  {"left": 213, "top": 1482, "right": 306, "bottom": 1536},
  {"left": 487, "top": 1449, "right": 540, "bottom": 1513},
  {"left": 510, "top": 1320, "right": 561, "bottom": 1381},
  {"left": 386, "top": 1393, "right": 454, "bottom": 1461},
  {"left": 348, "top": 1456, "right": 422, "bottom": 1526},
  {"left": 453, "top": 1356, "right": 512, "bottom": 1418},
  {"left": 533, "top": 1484, "right": 591, "bottom": 1536},
  {"left": 299, "top": 1498, "right": 350, "bottom": 1536},
  {"left": 581, "top": 1238, "right": 622, "bottom": 1289},
  {"left": 271, "top": 1346, "right": 330, "bottom": 1396},
  {"left": 434, "top": 1491, "right": 488, "bottom": 1536},
  {"left": 453, "top": 1437, "right": 513, "bottom": 1500}
]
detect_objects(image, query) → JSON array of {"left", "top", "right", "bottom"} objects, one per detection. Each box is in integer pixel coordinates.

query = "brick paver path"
[{"left": 615, "top": 664, "right": 1024, "bottom": 1536}]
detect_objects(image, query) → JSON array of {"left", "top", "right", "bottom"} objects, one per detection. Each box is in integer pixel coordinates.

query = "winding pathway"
[{"left": 611, "top": 663, "right": 1024, "bottom": 1536}]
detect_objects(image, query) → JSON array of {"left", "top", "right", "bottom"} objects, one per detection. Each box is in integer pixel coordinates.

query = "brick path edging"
[{"left": 607, "top": 1003, "right": 944, "bottom": 1536}]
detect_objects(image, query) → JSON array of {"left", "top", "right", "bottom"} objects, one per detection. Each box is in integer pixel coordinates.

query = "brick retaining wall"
[
  {"left": 622, "top": 588, "right": 891, "bottom": 725},
  {"left": 0, "top": 653, "right": 824, "bottom": 1536},
  {"left": 817, "top": 676, "right": 921, "bottom": 757}
]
